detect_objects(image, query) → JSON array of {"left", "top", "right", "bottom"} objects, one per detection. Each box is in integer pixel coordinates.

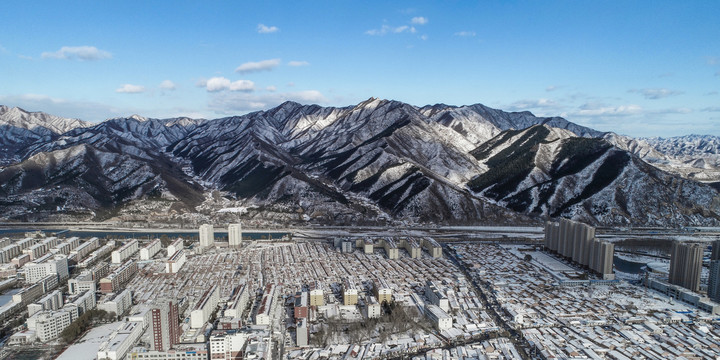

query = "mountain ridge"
[{"left": 1, "top": 99, "right": 718, "bottom": 227}]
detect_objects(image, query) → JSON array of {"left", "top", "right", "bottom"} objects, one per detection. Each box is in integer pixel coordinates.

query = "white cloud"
[
  {"left": 116, "top": 84, "right": 145, "bottom": 94},
  {"left": 235, "top": 58, "right": 281, "bottom": 73},
  {"left": 454, "top": 31, "right": 476, "bottom": 37},
  {"left": 701, "top": 107, "right": 720, "bottom": 112},
  {"left": 506, "top": 98, "right": 560, "bottom": 112},
  {"left": 205, "top": 77, "right": 255, "bottom": 92},
  {"left": 41, "top": 46, "right": 111, "bottom": 61},
  {"left": 266, "top": 85, "right": 277, "bottom": 92},
  {"left": 658, "top": 107, "right": 692, "bottom": 114},
  {"left": 411, "top": 16, "right": 428, "bottom": 25},
  {"left": 257, "top": 24, "right": 279, "bottom": 34},
  {"left": 288, "top": 60, "right": 309, "bottom": 67},
  {"left": 546, "top": 85, "right": 559, "bottom": 92},
  {"left": 571, "top": 103, "right": 643, "bottom": 117},
  {"left": 159, "top": 80, "right": 176, "bottom": 90},
  {"left": 209, "top": 90, "right": 327, "bottom": 113},
  {"left": 420, "top": 35, "right": 428, "bottom": 41},
  {"left": 629, "top": 88, "right": 683, "bottom": 100},
  {"left": 365, "top": 25, "right": 416, "bottom": 36}
]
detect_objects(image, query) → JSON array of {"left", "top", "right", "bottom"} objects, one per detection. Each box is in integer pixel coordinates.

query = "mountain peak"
[
  {"left": 129, "top": 114, "right": 147, "bottom": 122},
  {"left": 356, "top": 97, "right": 385, "bottom": 109},
  {"left": 0, "top": 105, "right": 91, "bottom": 134}
]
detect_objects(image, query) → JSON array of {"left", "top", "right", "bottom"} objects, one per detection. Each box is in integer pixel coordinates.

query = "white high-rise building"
[
  {"left": 228, "top": 224, "right": 243, "bottom": 247},
  {"left": 199, "top": 224, "right": 214, "bottom": 248}
]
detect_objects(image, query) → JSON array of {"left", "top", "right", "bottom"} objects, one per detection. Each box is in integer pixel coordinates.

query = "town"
[{"left": 0, "top": 221, "right": 718, "bottom": 359}]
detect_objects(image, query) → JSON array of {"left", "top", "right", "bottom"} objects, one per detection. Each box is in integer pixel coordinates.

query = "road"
[{"left": 442, "top": 244, "right": 533, "bottom": 360}]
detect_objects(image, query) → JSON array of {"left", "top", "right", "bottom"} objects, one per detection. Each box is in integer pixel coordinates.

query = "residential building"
[
  {"left": 669, "top": 241, "right": 703, "bottom": 292},
  {"left": 98, "top": 289, "right": 133, "bottom": 318},
  {"left": 190, "top": 285, "right": 219, "bottom": 328},
  {"left": 373, "top": 278, "right": 392, "bottom": 304},
  {"left": 150, "top": 299, "right": 181, "bottom": 351},
  {"left": 342, "top": 278, "right": 358, "bottom": 306},
  {"left": 255, "top": 284, "right": 278, "bottom": 326},
  {"left": 366, "top": 296, "right": 382, "bottom": 319},
  {"left": 97, "top": 321, "right": 145, "bottom": 360},
  {"left": 27, "top": 290, "right": 63, "bottom": 317},
  {"left": 167, "top": 238, "right": 184, "bottom": 257},
  {"left": 224, "top": 284, "right": 249, "bottom": 319},
  {"left": 309, "top": 282, "right": 325, "bottom": 306},
  {"left": 140, "top": 239, "right": 162, "bottom": 260},
  {"left": 421, "top": 237, "right": 442, "bottom": 258},
  {"left": 544, "top": 219, "right": 614, "bottom": 279},
  {"left": 199, "top": 224, "right": 214, "bottom": 248},
  {"left": 209, "top": 331, "right": 248, "bottom": 360},
  {"left": 68, "top": 271, "right": 96, "bottom": 295},
  {"left": 25, "top": 255, "right": 69, "bottom": 284},
  {"left": 165, "top": 250, "right": 186, "bottom": 273},
  {"left": 296, "top": 319, "right": 309, "bottom": 347},
  {"left": 112, "top": 239, "right": 139, "bottom": 264},
  {"left": 425, "top": 304, "right": 452, "bottom": 330},
  {"left": 425, "top": 280, "right": 450, "bottom": 312},
  {"left": 294, "top": 291, "right": 309, "bottom": 319},
  {"left": 28, "top": 310, "right": 72, "bottom": 342},
  {"left": 100, "top": 260, "right": 138, "bottom": 293},
  {"left": 708, "top": 240, "right": 720, "bottom": 302},
  {"left": 228, "top": 223, "right": 243, "bottom": 247}
]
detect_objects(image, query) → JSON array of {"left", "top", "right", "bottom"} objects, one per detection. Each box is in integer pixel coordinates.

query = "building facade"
[
  {"left": 228, "top": 224, "right": 242, "bottom": 247},
  {"left": 708, "top": 240, "right": 720, "bottom": 302},
  {"left": 199, "top": 224, "right": 214, "bottom": 248},
  {"left": 112, "top": 239, "right": 139, "bottom": 264},
  {"left": 140, "top": 239, "right": 162, "bottom": 260},
  {"left": 669, "top": 241, "right": 703, "bottom": 292},
  {"left": 150, "top": 299, "right": 181, "bottom": 351}
]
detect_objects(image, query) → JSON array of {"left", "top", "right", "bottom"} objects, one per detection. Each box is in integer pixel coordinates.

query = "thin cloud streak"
[
  {"left": 628, "top": 88, "right": 683, "bottom": 100},
  {"left": 41, "top": 46, "right": 111, "bottom": 61},
  {"left": 116, "top": 84, "right": 145, "bottom": 93},
  {"left": 235, "top": 59, "right": 281, "bottom": 73}
]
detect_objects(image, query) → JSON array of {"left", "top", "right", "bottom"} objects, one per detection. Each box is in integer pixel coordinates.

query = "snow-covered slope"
[
  {"left": 21, "top": 115, "right": 204, "bottom": 161},
  {"left": 0, "top": 144, "right": 203, "bottom": 221},
  {"left": 0, "top": 105, "right": 92, "bottom": 164},
  {"left": 606, "top": 133, "right": 720, "bottom": 182},
  {"left": 469, "top": 125, "right": 720, "bottom": 226},
  {"left": 0, "top": 105, "right": 91, "bottom": 134},
  {"left": 419, "top": 103, "right": 602, "bottom": 147},
  {"left": 1, "top": 99, "right": 718, "bottom": 226}
]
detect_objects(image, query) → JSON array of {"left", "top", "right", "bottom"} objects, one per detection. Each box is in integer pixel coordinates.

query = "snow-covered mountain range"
[
  {"left": 0, "top": 105, "right": 92, "bottom": 165},
  {"left": 1, "top": 100, "right": 718, "bottom": 226}
]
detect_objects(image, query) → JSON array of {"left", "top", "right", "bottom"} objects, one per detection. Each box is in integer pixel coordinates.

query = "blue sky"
[{"left": 1, "top": 1, "right": 719, "bottom": 137}]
